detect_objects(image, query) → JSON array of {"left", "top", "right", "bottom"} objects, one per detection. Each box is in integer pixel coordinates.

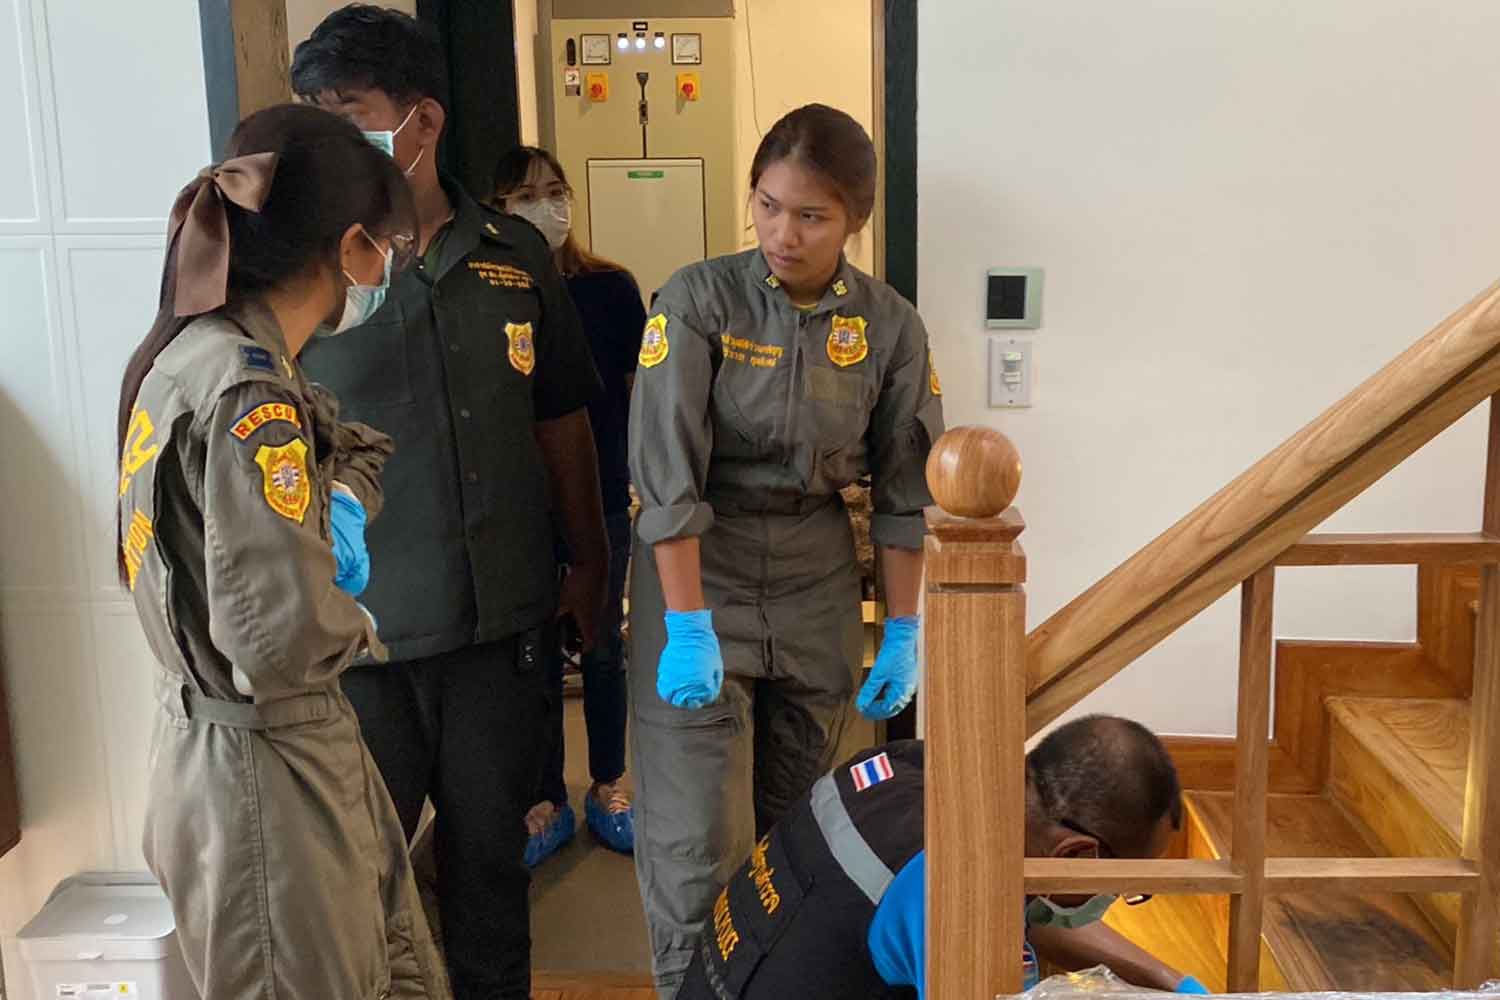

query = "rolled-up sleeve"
[
  {"left": 867, "top": 308, "right": 944, "bottom": 549},
  {"left": 628, "top": 275, "right": 716, "bottom": 544}
]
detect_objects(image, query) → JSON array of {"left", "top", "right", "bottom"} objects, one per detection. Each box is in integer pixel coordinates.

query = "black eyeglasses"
[{"left": 1057, "top": 818, "right": 1152, "bottom": 906}]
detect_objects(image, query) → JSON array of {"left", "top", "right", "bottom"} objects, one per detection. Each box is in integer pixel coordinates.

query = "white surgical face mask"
[
  {"left": 362, "top": 104, "right": 423, "bottom": 176},
  {"left": 1024, "top": 892, "right": 1118, "bottom": 930},
  {"left": 330, "top": 231, "right": 393, "bottom": 336},
  {"left": 512, "top": 195, "right": 572, "bottom": 250}
]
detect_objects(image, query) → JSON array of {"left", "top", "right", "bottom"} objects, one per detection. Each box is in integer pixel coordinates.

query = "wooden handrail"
[{"left": 1026, "top": 280, "right": 1500, "bottom": 735}]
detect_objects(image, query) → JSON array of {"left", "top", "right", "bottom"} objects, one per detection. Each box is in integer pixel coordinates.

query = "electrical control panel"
[{"left": 546, "top": 10, "right": 737, "bottom": 292}]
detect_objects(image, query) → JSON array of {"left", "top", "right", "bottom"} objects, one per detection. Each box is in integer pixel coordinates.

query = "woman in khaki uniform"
[
  {"left": 115, "top": 105, "right": 448, "bottom": 1000},
  {"left": 628, "top": 104, "right": 945, "bottom": 995}
]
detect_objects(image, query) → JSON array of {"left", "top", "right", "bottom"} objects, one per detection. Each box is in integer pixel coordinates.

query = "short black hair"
[
  {"left": 1026, "top": 714, "right": 1182, "bottom": 857},
  {"left": 291, "top": 4, "right": 449, "bottom": 111}
]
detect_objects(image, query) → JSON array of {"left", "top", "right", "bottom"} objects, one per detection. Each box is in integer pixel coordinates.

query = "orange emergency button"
[
  {"left": 586, "top": 72, "right": 609, "bottom": 102},
  {"left": 677, "top": 72, "right": 701, "bottom": 101}
]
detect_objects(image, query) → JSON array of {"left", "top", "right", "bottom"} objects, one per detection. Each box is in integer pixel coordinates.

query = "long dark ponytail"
[{"left": 116, "top": 103, "right": 415, "bottom": 584}]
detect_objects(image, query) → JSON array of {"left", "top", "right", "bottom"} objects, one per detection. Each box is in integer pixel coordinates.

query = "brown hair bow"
[{"left": 166, "top": 152, "right": 279, "bottom": 317}]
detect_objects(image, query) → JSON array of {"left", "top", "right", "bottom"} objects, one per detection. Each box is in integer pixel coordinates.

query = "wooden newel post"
[{"left": 924, "top": 426, "right": 1027, "bottom": 999}]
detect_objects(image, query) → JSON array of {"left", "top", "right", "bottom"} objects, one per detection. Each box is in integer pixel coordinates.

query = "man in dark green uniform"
[{"left": 291, "top": 8, "right": 607, "bottom": 999}]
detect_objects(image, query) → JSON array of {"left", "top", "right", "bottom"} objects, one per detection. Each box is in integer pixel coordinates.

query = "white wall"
[
  {"left": 918, "top": 1, "right": 1500, "bottom": 737},
  {"left": 286, "top": 0, "right": 415, "bottom": 58},
  {"left": 0, "top": 0, "right": 209, "bottom": 996},
  {"left": 731, "top": 0, "right": 875, "bottom": 272}
]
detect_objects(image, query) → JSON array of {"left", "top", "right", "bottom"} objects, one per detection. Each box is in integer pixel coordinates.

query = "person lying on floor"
[{"left": 675, "top": 714, "right": 1212, "bottom": 998}]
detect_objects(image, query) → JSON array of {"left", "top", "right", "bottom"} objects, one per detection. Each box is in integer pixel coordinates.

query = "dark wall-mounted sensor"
[{"left": 985, "top": 268, "right": 1044, "bottom": 329}]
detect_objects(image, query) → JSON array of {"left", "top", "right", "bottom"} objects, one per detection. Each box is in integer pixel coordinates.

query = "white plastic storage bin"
[{"left": 16, "top": 872, "right": 196, "bottom": 1000}]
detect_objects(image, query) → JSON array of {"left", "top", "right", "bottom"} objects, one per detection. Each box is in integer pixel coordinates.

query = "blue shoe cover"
[
  {"left": 586, "top": 788, "right": 635, "bottom": 854},
  {"left": 524, "top": 802, "right": 576, "bottom": 868}
]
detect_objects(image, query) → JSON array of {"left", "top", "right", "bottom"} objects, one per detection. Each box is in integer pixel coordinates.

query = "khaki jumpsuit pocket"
[{"left": 804, "top": 363, "right": 877, "bottom": 489}]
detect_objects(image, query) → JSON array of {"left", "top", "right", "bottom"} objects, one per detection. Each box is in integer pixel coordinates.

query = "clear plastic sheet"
[{"left": 1007, "top": 966, "right": 1500, "bottom": 999}]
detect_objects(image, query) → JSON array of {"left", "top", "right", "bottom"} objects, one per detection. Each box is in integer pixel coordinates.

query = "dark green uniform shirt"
[{"left": 301, "top": 182, "right": 600, "bottom": 662}]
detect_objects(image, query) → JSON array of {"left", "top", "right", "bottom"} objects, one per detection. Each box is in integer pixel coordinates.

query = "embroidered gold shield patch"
[
  {"left": 505, "top": 321, "right": 536, "bottom": 376},
  {"left": 827, "top": 315, "right": 869, "bottom": 368},
  {"left": 254, "top": 439, "right": 311, "bottom": 524},
  {"left": 929, "top": 350, "right": 943, "bottom": 396},
  {"left": 640, "top": 314, "right": 669, "bottom": 368}
]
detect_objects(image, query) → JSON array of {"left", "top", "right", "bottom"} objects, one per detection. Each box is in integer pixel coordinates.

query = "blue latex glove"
[
  {"left": 1176, "top": 975, "right": 1210, "bottom": 994},
  {"left": 657, "top": 609, "right": 724, "bottom": 709},
  {"left": 858, "top": 615, "right": 920, "bottom": 720},
  {"left": 328, "top": 488, "right": 370, "bottom": 597}
]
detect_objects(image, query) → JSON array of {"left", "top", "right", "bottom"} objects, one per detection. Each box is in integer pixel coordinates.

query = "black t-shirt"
[{"left": 565, "top": 268, "right": 645, "bottom": 514}]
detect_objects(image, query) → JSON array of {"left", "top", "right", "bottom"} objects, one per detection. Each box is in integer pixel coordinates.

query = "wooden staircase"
[
  {"left": 1163, "top": 562, "right": 1498, "bottom": 991},
  {"left": 923, "top": 281, "right": 1500, "bottom": 996}
]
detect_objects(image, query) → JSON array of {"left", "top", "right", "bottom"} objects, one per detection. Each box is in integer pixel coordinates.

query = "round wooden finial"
[{"left": 925, "top": 426, "right": 1022, "bottom": 518}]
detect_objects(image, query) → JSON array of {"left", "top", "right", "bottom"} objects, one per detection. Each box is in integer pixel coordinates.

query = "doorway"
[{"left": 509, "top": 0, "right": 908, "bottom": 986}]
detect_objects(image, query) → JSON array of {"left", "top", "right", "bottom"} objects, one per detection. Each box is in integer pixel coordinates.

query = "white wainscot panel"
[
  {"left": 92, "top": 606, "right": 156, "bottom": 868},
  {"left": 59, "top": 238, "right": 169, "bottom": 597},
  {"left": 42, "top": 0, "right": 209, "bottom": 230},
  {"left": 0, "top": 607, "right": 114, "bottom": 951},
  {"left": 0, "top": 240, "right": 83, "bottom": 599},
  {"left": 0, "top": 0, "right": 43, "bottom": 227}
]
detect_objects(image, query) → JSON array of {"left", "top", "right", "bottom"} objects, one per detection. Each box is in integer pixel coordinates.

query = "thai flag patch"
[{"left": 850, "top": 752, "right": 895, "bottom": 792}]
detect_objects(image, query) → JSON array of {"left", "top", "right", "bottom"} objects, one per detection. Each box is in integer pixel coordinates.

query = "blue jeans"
[{"left": 539, "top": 510, "right": 632, "bottom": 804}]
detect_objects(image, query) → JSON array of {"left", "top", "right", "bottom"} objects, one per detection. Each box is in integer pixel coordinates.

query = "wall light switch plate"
[{"left": 989, "top": 337, "right": 1033, "bottom": 408}]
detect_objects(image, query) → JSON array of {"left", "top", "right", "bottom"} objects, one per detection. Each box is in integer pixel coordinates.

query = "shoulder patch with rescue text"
[
  {"left": 640, "top": 314, "right": 669, "bottom": 368},
  {"left": 827, "top": 315, "right": 869, "bottom": 368},
  {"left": 230, "top": 402, "right": 303, "bottom": 441},
  {"left": 254, "top": 439, "right": 311, "bottom": 524}
]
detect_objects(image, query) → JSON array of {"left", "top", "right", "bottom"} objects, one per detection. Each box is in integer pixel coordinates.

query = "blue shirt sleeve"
[
  {"left": 868, "top": 850, "right": 927, "bottom": 998},
  {"left": 868, "top": 850, "right": 1040, "bottom": 997}
]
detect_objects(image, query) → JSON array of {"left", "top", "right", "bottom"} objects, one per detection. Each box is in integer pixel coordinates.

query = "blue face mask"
[
  {"left": 330, "top": 231, "right": 393, "bottom": 336},
  {"left": 361, "top": 105, "right": 423, "bottom": 176}
]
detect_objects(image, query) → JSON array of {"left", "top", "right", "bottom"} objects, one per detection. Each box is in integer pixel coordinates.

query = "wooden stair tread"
[
  {"left": 1187, "top": 791, "right": 1453, "bottom": 991},
  {"left": 1326, "top": 697, "right": 1469, "bottom": 843}
]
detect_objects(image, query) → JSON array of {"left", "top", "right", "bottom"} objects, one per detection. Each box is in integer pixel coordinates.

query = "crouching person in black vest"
[{"left": 677, "top": 714, "right": 1213, "bottom": 999}]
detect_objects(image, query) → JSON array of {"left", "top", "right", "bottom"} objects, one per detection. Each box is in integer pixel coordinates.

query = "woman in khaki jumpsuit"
[
  {"left": 628, "top": 104, "right": 945, "bottom": 995},
  {"left": 115, "top": 105, "right": 447, "bottom": 1000}
]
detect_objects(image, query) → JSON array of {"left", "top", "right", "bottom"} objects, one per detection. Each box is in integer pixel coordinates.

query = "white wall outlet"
[{"left": 989, "top": 337, "right": 1033, "bottom": 408}]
